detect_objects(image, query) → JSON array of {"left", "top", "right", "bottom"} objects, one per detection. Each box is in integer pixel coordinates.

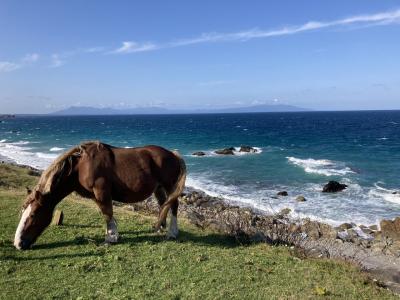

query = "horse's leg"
[
  {"left": 155, "top": 197, "right": 179, "bottom": 238},
  {"left": 93, "top": 182, "right": 119, "bottom": 243},
  {"left": 167, "top": 199, "right": 179, "bottom": 239},
  {"left": 154, "top": 186, "right": 167, "bottom": 230}
]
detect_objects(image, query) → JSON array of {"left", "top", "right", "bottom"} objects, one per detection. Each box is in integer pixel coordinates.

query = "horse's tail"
[
  {"left": 169, "top": 150, "right": 186, "bottom": 201},
  {"left": 156, "top": 150, "right": 186, "bottom": 228}
]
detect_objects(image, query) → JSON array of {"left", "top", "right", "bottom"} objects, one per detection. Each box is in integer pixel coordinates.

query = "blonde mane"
[{"left": 36, "top": 141, "right": 101, "bottom": 193}]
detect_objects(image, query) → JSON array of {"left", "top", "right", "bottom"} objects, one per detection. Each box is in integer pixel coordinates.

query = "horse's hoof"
[
  {"left": 166, "top": 232, "right": 178, "bottom": 240},
  {"left": 153, "top": 223, "right": 166, "bottom": 232},
  {"left": 105, "top": 234, "right": 119, "bottom": 244}
]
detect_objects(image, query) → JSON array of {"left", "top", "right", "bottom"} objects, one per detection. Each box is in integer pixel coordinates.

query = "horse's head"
[{"left": 14, "top": 189, "right": 54, "bottom": 250}]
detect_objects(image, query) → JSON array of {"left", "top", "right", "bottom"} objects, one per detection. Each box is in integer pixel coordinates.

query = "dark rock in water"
[
  {"left": 192, "top": 151, "right": 206, "bottom": 156},
  {"left": 322, "top": 181, "right": 348, "bottom": 193},
  {"left": 380, "top": 217, "right": 400, "bottom": 240},
  {"left": 215, "top": 148, "right": 235, "bottom": 155},
  {"left": 239, "top": 145, "right": 258, "bottom": 153},
  {"left": 295, "top": 195, "right": 306, "bottom": 202},
  {"left": 392, "top": 191, "right": 398, "bottom": 195},
  {"left": 277, "top": 191, "right": 288, "bottom": 196}
]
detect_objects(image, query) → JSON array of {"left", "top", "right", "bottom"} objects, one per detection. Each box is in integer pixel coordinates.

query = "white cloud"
[
  {"left": 50, "top": 54, "right": 65, "bottom": 68},
  {"left": 112, "top": 41, "right": 158, "bottom": 54},
  {"left": 84, "top": 46, "right": 105, "bottom": 53},
  {"left": 111, "top": 8, "right": 400, "bottom": 54},
  {"left": 0, "top": 61, "right": 21, "bottom": 72},
  {"left": 22, "top": 53, "right": 39, "bottom": 63}
]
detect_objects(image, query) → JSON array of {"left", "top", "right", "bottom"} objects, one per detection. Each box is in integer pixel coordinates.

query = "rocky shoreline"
[{"left": 3, "top": 160, "right": 400, "bottom": 293}]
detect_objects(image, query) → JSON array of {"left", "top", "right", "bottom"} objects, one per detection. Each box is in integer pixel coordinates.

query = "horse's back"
[{"left": 110, "top": 145, "right": 181, "bottom": 200}]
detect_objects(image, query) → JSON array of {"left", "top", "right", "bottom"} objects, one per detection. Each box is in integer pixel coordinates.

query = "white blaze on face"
[{"left": 14, "top": 204, "right": 32, "bottom": 249}]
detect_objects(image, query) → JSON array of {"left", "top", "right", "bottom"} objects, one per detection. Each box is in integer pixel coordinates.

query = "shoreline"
[{"left": 2, "top": 160, "right": 399, "bottom": 292}]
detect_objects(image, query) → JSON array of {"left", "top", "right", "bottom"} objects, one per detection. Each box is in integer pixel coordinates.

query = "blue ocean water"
[{"left": 1, "top": 111, "right": 400, "bottom": 225}]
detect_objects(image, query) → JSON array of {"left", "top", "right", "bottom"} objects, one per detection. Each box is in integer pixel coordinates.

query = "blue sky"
[{"left": 1, "top": 1, "right": 400, "bottom": 113}]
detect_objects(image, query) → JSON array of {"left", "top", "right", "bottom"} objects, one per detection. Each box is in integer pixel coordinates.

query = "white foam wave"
[
  {"left": 0, "top": 141, "right": 55, "bottom": 170},
  {"left": 37, "top": 152, "right": 58, "bottom": 159},
  {"left": 49, "top": 147, "right": 65, "bottom": 152},
  {"left": 369, "top": 183, "right": 400, "bottom": 204},
  {"left": 185, "top": 176, "right": 275, "bottom": 213},
  {"left": 9, "top": 141, "right": 30, "bottom": 145},
  {"left": 0, "top": 139, "right": 7, "bottom": 143},
  {"left": 287, "top": 157, "right": 355, "bottom": 176}
]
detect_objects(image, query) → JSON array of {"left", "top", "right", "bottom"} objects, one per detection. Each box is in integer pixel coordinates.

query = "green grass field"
[{"left": 0, "top": 164, "right": 396, "bottom": 299}]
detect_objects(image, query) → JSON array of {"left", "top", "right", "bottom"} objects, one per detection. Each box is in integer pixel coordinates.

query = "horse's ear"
[{"left": 26, "top": 187, "right": 32, "bottom": 195}]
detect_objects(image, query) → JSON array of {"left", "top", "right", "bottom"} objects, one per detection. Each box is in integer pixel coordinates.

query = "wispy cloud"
[
  {"left": 0, "top": 53, "right": 40, "bottom": 73},
  {"left": 111, "top": 41, "right": 158, "bottom": 54},
  {"left": 84, "top": 46, "right": 106, "bottom": 53},
  {"left": 112, "top": 8, "right": 400, "bottom": 54},
  {"left": 0, "top": 61, "right": 21, "bottom": 73},
  {"left": 50, "top": 54, "right": 65, "bottom": 68},
  {"left": 22, "top": 53, "right": 40, "bottom": 63}
]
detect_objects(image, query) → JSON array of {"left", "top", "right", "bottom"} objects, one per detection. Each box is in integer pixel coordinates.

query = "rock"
[
  {"left": 369, "top": 224, "right": 378, "bottom": 231},
  {"left": 336, "top": 223, "right": 354, "bottom": 231},
  {"left": 319, "top": 223, "right": 338, "bottom": 239},
  {"left": 52, "top": 210, "right": 64, "bottom": 226},
  {"left": 215, "top": 148, "right": 235, "bottom": 155},
  {"left": 279, "top": 208, "right": 291, "bottom": 216},
  {"left": 380, "top": 217, "right": 400, "bottom": 240},
  {"left": 295, "top": 195, "right": 306, "bottom": 202},
  {"left": 192, "top": 151, "right": 206, "bottom": 156},
  {"left": 277, "top": 191, "right": 288, "bottom": 196},
  {"left": 322, "top": 181, "right": 348, "bottom": 193},
  {"left": 239, "top": 146, "right": 257, "bottom": 153}
]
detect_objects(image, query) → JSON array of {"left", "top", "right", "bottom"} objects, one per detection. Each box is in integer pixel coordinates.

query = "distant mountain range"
[{"left": 51, "top": 104, "right": 309, "bottom": 115}]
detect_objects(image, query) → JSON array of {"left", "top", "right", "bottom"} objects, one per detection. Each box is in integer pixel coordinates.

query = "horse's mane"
[
  {"left": 21, "top": 141, "right": 104, "bottom": 209},
  {"left": 37, "top": 141, "right": 101, "bottom": 193}
]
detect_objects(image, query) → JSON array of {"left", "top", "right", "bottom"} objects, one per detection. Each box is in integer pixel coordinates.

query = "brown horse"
[{"left": 14, "top": 141, "right": 186, "bottom": 250}]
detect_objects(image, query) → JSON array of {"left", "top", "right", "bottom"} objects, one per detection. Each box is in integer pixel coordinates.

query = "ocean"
[{"left": 1, "top": 111, "right": 400, "bottom": 226}]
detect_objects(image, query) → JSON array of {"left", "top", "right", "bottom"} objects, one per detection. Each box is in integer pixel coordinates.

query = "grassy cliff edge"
[{"left": 0, "top": 163, "right": 396, "bottom": 299}]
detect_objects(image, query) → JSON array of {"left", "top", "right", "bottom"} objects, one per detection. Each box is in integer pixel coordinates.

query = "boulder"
[
  {"left": 295, "top": 195, "right": 306, "bottom": 202},
  {"left": 192, "top": 151, "right": 206, "bottom": 156},
  {"left": 336, "top": 223, "right": 354, "bottom": 231},
  {"left": 322, "top": 181, "right": 348, "bottom": 193},
  {"left": 215, "top": 148, "right": 235, "bottom": 155},
  {"left": 277, "top": 191, "right": 288, "bottom": 196},
  {"left": 380, "top": 217, "right": 400, "bottom": 240},
  {"left": 279, "top": 208, "right": 291, "bottom": 216},
  {"left": 239, "top": 146, "right": 257, "bottom": 153}
]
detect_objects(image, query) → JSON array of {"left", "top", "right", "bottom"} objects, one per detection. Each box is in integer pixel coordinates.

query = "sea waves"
[
  {"left": 0, "top": 140, "right": 56, "bottom": 170},
  {"left": 286, "top": 157, "right": 355, "bottom": 176}
]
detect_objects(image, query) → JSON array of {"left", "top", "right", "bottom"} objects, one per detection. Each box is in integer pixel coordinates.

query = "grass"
[{"left": 0, "top": 164, "right": 397, "bottom": 299}]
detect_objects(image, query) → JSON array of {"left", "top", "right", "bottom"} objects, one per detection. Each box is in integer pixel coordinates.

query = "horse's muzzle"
[{"left": 15, "top": 239, "right": 31, "bottom": 250}]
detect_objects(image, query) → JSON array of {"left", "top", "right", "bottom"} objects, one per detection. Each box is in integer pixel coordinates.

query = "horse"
[{"left": 14, "top": 141, "right": 186, "bottom": 250}]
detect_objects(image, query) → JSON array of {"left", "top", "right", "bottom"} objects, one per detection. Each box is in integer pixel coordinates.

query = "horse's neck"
[{"left": 47, "top": 177, "right": 76, "bottom": 207}]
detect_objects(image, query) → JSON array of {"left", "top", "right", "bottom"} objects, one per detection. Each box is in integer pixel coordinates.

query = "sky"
[{"left": 1, "top": 0, "right": 400, "bottom": 113}]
